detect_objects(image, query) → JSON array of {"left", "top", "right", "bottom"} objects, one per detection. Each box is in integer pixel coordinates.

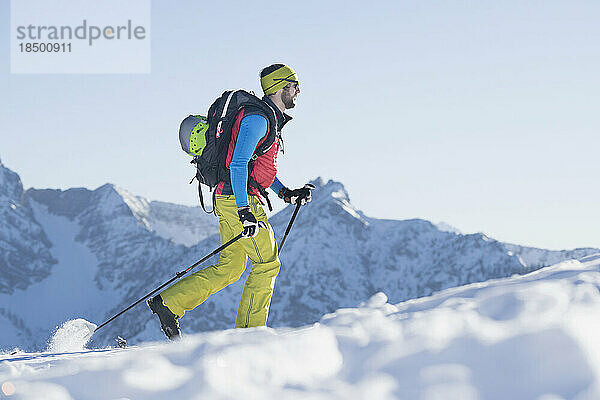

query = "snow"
[
  {"left": 145, "top": 200, "right": 219, "bottom": 246},
  {"left": 1, "top": 255, "right": 600, "bottom": 399},
  {"left": 47, "top": 319, "right": 96, "bottom": 353},
  {"left": 112, "top": 185, "right": 151, "bottom": 221},
  {"left": 330, "top": 184, "right": 369, "bottom": 225},
  {"left": 435, "top": 221, "right": 462, "bottom": 234},
  {"left": 113, "top": 185, "right": 219, "bottom": 246}
]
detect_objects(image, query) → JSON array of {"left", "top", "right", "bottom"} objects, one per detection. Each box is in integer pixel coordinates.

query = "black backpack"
[{"left": 179, "top": 90, "right": 279, "bottom": 213}]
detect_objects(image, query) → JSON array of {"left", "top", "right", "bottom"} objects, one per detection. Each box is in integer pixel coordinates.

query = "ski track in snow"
[{"left": 1, "top": 255, "right": 600, "bottom": 400}]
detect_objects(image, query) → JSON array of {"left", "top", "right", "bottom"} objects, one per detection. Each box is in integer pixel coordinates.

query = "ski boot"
[{"left": 147, "top": 294, "right": 181, "bottom": 340}]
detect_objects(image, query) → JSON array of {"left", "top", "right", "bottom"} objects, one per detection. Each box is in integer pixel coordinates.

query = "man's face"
[{"left": 281, "top": 82, "right": 300, "bottom": 109}]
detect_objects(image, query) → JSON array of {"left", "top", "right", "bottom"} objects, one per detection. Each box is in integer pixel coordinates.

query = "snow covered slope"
[
  {"left": 25, "top": 185, "right": 219, "bottom": 247},
  {"left": 1, "top": 159, "right": 598, "bottom": 351},
  {"left": 0, "top": 158, "right": 56, "bottom": 295},
  {"left": 2, "top": 254, "right": 600, "bottom": 400},
  {"left": 109, "top": 186, "right": 219, "bottom": 246}
]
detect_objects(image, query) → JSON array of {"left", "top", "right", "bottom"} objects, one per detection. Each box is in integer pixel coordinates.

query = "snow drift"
[{"left": 1, "top": 254, "right": 599, "bottom": 399}]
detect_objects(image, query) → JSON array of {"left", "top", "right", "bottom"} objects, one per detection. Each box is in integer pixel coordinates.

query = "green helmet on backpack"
[{"left": 179, "top": 115, "right": 209, "bottom": 157}]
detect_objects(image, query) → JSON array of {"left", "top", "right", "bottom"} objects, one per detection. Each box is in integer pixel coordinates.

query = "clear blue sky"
[{"left": 1, "top": 0, "right": 599, "bottom": 250}]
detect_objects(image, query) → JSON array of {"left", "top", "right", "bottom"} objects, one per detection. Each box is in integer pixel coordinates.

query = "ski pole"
[
  {"left": 277, "top": 183, "right": 315, "bottom": 254},
  {"left": 279, "top": 203, "right": 301, "bottom": 254},
  {"left": 279, "top": 183, "right": 314, "bottom": 254},
  {"left": 94, "top": 232, "right": 243, "bottom": 333}
]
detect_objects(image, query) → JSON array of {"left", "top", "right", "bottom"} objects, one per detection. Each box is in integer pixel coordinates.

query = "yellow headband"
[{"left": 261, "top": 65, "right": 298, "bottom": 95}]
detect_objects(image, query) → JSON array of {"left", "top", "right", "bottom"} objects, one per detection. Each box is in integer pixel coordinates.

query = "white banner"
[{"left": 10, "top": 0, "right": 151, "bottom": 74}]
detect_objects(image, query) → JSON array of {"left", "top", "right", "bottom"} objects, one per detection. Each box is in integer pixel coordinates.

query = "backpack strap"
[
  {"left": 248, "top": 176, "right": 273, "bottom": 212},
  {"left": 239, "top": 99, "right": 279, "bottom": 157},
  {"left": 190, "top": 157, "right": 215, "bottom": 214},
  {"left": 247, "top": 156, "right": 273, "bottom": 212},
  {"left": 216, "top": 90, "right": 237, "bottom": 137}
]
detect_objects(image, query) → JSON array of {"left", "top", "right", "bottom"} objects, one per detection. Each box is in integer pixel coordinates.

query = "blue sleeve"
[
  {"left": 270, "top": 176, "right": 285, "bottom": 195},
  {"left": 230, "top": 114, "right": 269, "bottom": 208}
]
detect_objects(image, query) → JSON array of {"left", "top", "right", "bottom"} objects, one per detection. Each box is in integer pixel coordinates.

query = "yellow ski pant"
[{"left": 160, "top": 195, "right": 281, "bottom": 328}]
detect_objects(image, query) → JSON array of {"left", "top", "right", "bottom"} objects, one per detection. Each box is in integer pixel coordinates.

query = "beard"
[{"left": 281, "top": 90, "right": 296, "bottom": 109}]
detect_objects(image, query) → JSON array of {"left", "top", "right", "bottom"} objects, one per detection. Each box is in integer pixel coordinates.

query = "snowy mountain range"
[
  {"left": 3, "top": 254, "right": 600, "bottom": 399},
  {"left": 1, "top": 157, "right": 598, "bottom": 350}
]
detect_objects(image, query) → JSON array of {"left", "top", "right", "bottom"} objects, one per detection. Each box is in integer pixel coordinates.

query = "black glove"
[
  {"left": 238, "top": 207, "right": 259, "bottom": 238},
  {"left": 278, "top": 183, "right": 315, "bottom": 205}
]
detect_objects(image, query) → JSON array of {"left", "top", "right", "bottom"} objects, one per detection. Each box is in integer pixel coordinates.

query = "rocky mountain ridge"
[{"left": 0, "top": 160, "right": 597, "bottom": 350}]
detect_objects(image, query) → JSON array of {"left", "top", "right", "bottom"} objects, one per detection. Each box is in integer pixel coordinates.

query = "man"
[{"left": 147, "top": 64, "right": 313, "bottom": 339}]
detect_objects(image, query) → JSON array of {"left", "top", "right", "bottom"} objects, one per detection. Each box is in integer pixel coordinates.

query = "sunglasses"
[
  {"left": 273, "top": 77, "right": 298, "bottom": 84},
  {"left": 274, "top": 73, "right": 299, "bottom": 89},
  {"left": 277, "top": 79, "right": 299, "bottom": 91}
]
